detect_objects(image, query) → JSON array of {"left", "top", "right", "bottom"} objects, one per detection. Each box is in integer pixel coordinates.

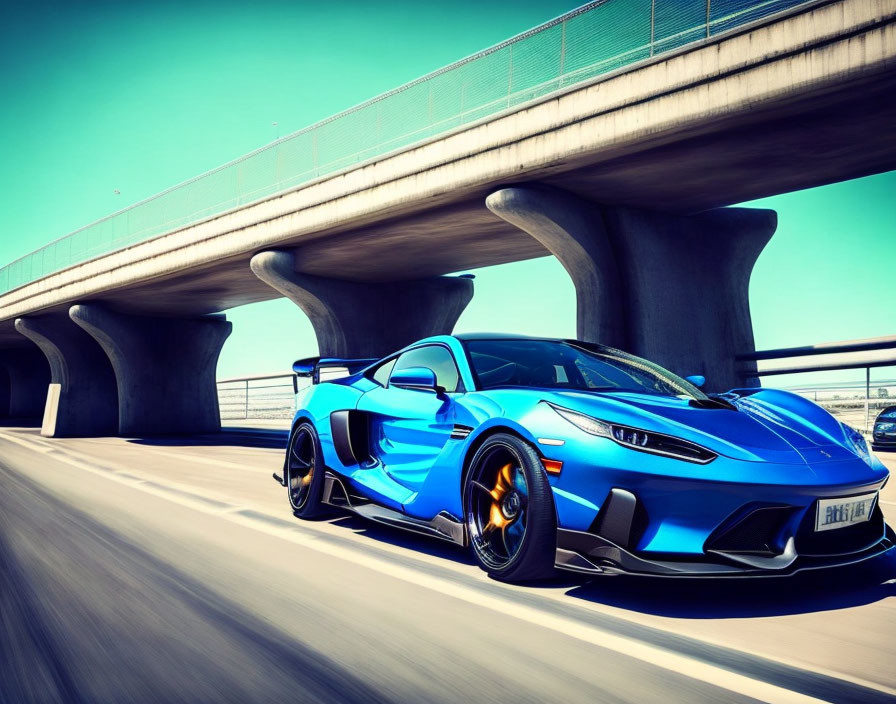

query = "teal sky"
[{"left": 1, "top": 1, "right": 893, "bottom": 388}]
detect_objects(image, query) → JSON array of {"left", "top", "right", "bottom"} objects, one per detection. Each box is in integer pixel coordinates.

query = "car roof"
[{"left": 453, "top": 333, "right": 563, "bottom": 342}]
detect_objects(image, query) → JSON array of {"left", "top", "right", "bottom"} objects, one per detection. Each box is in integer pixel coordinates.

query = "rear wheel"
[
  {"left": 286, "top": 422, "right": 327, "bottom": 518},
  {"left": 464, "top": 433, "right": 556, "bottom": 581}
]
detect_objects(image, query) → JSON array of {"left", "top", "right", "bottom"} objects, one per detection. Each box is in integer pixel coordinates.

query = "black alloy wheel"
[
  {"left": 464, "top": 433, "right": 556, "bottom": 581},
  {"left": 287, "top": 422, "right": 327, "bottom": 518}
]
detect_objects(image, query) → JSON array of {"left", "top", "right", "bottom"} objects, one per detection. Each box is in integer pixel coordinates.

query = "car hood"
[{"left": 538, "top": 388, "right": 857, "bottom": 465}]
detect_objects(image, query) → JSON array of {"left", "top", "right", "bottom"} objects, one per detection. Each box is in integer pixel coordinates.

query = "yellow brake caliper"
[{"left": 483, "top": 462, "right": 514, "bottom": 536}]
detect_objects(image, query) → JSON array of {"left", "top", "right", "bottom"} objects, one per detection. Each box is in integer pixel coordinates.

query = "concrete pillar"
[
  {"left": 485, "top": 187, "right": 625, "bottom": 349},
  {"left": 487, "top": 186, "right": 775, "bottom": 391},
  {"left": 15, "top": 315, "right": 118, "bottom": 437},
  {"left": 69, "top": 305, "right": 232, "bottom": 436},
  {"left": 601, "top": 205, "right": 775, "bottom": 390},
  {"left": 250, "top": 250, "right": 474, "bottom": 359},
  {"left": 0, "top": 346, "right": 51, "bottom": 420}
]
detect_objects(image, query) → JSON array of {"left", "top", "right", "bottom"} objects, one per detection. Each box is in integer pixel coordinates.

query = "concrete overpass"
[{"left": 1, "top": 0, "right": 894, "bottom": 435}]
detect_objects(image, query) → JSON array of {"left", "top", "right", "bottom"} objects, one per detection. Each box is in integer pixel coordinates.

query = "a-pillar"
[
  {"left": 0, "top": 345, "right": 51, "bottom": 421},
  {"left": 69, "top": 305, "right": 232, "bottom": 436},
  {"left": 486, "top": 186, "right": 775, "bottom": 391},
  {"left": 15, "top": 314, "right": 118, "bottom": 437},
  {"left": 250, "top": 250, "right": 474, "bottom": 359}
]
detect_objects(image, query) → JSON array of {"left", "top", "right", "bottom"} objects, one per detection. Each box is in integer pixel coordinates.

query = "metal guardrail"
[
  {"left": 217, "top": 372, "right": 304, "bottom": 421},
  {"left": 738, "top": 336, "right": 896, "bottom": 377},
  {"left": 742, "top": 335, "right": 896, "bottom": 362},
  {"left": 744, "top": 336, "right": 896, "bottom": 433},
  {"left": 0, "top": 0, "right": 814, "bottom": 296}
]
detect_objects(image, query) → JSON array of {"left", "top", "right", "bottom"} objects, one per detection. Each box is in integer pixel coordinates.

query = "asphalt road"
[{"left": 1, "top": 424, "right": 895, "bottom": 704}]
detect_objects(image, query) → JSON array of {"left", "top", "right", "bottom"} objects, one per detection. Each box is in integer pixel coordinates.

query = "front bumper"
[
  {"left": 871, "top": 436, "right": 896, "bottom": 451},
  {"left": 556, "top": 526, "right": 895, "bottom": 577},
  {"left": 554, "top": 487, "right": 895, "bottom": 577}
]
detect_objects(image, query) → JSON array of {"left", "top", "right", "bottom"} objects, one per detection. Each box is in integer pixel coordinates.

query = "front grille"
[
  {"left": 705, "top": 505, "right": 796, "bottom": 556},
  {"left": 795, "top": 504, "right": 886, "bottom": 556}
]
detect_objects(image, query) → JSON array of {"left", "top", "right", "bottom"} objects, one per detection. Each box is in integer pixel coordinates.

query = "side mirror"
[
  {"left": 390, "top": 366, "right": 444, "bottom": 394},
  {"left": 685, "top": 375, "right": 706, "bottom": 389},
  {"left": 293, "top": 358, "right": 317, "bottom": 377}
]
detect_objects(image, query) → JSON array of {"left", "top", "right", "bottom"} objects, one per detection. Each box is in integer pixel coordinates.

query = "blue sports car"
[{"left": 275, "top": 334, "right": 893, "bottom": 581}]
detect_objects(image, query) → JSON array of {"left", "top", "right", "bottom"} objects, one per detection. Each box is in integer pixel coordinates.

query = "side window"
[
  {"left": 370, "top": 358, "right": 396, "bottom": 387},
  {"left": 391, "top": 345, "right": 461, "bottom": 393}
]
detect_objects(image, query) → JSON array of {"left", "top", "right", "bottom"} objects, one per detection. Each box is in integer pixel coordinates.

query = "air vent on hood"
[{"left": 689, "top": 397, "right": 738, "bottom": 411}]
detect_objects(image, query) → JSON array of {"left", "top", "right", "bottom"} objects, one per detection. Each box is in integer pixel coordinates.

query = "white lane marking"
[
  {"left": 5, "top": 428, "right": 277, "bottom": 474},
  {"left": 0, "top": 430, "right": 839, "bottom": 704},
  {"left": 134, "top": 446, "right": 278, "bottom": 473},
  {"left": 880, "top": 500, "right": 896, "bottom": 507},
  {"left": 4, "top": 432, "right": 58, "bottom": 453},
  {"left": 0, "top": 431, "right": 236, "bottom": 515}
]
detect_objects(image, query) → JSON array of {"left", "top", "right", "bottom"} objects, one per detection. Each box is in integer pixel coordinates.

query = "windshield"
[{"left": 464, "top": 339, "right": 709, "bottom": 400}]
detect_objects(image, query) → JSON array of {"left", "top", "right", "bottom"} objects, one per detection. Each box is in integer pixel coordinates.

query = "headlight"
[
  {"left": 842, "top": 422, "right": 871, "bottom": 463},
  {"left": 547, "top": 404, "right": 612, "bottom": 438},
  {"left": 875, "top": 422, "right": 896, "bottom": 432},
  {"left": 546, "top": 403, "right": 716, "bottom": 464}
]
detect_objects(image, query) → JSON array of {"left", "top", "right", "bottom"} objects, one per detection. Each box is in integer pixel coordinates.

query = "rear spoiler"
[{"left": 292, "top": 356, "right": 378, "bottom": 385}]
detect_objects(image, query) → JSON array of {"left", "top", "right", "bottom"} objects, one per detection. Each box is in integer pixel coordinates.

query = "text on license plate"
[{"left": 815, "top": 492, "right": 877, "bottom": 532}]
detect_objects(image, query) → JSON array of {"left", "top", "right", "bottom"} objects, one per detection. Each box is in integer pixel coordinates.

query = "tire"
[
  {"left": 464, "top": 433, "right": 556, "bottom": 582},
  {"left": 286, "top": 421, "right": 328, "bottom": 518}
]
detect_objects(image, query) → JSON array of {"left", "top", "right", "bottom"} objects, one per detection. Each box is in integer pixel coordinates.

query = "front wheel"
[
  {"left": 464, "top": 433, "right": 556, "bottom": 582},
  {"left": 286, "top": 421, "right": 328, "bottom": 518}
]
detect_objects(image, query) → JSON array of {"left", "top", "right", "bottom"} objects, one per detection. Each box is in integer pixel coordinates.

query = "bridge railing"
[
  {"left": 1, "top": 0, "right": 814, "bottom": 296},
  {"left": 217, "top": 372, "right": 304, "bottom": 422},
  {"left": 739, "top": 336, "right": 896, "bottom": 433}
]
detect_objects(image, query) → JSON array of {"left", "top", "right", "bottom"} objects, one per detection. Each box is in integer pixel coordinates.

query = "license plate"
[{"left": 815, "top": 492, "right": 877, "bottom": 532}]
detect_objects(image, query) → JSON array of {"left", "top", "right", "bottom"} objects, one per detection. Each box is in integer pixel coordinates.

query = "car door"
[{"left": 355, "top": 344, "right": 462, "bottom": 498}]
